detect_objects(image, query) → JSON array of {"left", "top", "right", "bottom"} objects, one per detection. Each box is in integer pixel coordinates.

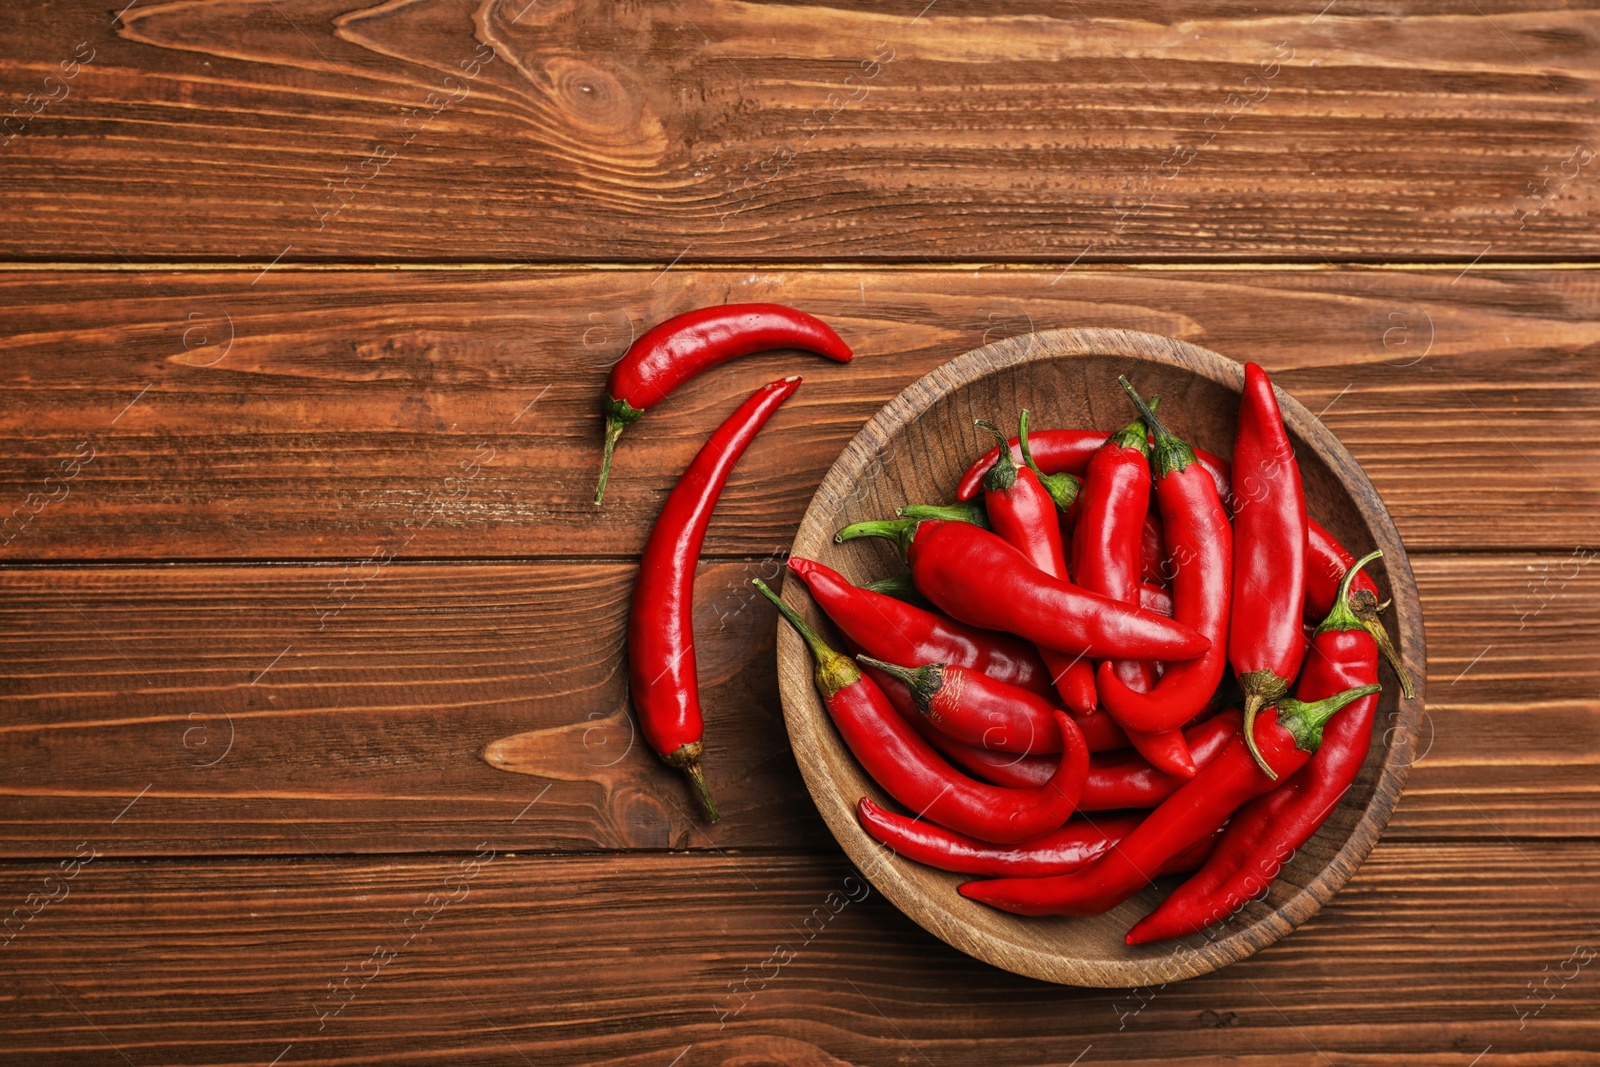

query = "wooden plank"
[
  {"left": 0, "top": 267, "right": 1595, "bottom": 561},
  {"left": 0, "top": 554, "right": 1592, "bottom": 856},
  {"left": 0, "top": 1, "right": 1597, "bottom": 262},
  {"left": 0, "top": 845, "right": 1596, "bottom": 1065}
]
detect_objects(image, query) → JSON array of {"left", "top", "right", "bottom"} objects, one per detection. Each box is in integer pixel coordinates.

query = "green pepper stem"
[
  {"left": 1017, "top": 409, "right": 1082, "bottom": 511},
  {"left": 752, "top": 578, "right": 860, "bottom": 697},
  {"left": 1117, "top": 376, "right": 1196, "bottom": 478},
  {"left": 1108, "top": 395, "right": 1158, "bottom": 453},
  {"left": 1276, "top": 682, "right": 1384, "bottom": 754},
  {"left": 835, "top": 517, "right": 919, "bottom": 559},
  {"left": 976, "top": 420, "right": 1018, "bottom": 493},
  {"left": 855, "top": 655, "right": 945, "bottom": 715},
  {"left": 1240, "top": 672, "right": 1292, "bottom": 779},
  {"left": 1316, "top": 549, "right": 1383, "bottom": 636},
  {"left": 593, "top": 396, "right": 643, "bottom": 506},
  {"left": 865, "top": 572, "right": 926, "bottom": 605},
  {"left": 1350, "top": 589, "right": 1417, "bottom": 700},
  {"left": 663, "top": 741, "right": 719, "bottom": 823},
  {"left": 898, "top": 501, "right": 988, "bottom": 528}
]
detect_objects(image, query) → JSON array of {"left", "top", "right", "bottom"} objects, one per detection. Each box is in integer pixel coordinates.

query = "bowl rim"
[{"left": 774, "top": 327, "right": 1428, "bottom": 987}]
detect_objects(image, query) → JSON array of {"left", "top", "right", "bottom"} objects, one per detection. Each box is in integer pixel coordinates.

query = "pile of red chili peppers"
[
  {"left": 603, "top": 304, "right": 1414, "bottom": 944},
  {"left": 783, "top": 367, "right": 1413, "bottom": 942}
]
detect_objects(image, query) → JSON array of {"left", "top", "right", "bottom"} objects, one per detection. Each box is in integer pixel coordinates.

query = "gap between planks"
[{"left": 1, "top": 260, "right": 1599, "bottom": 275}]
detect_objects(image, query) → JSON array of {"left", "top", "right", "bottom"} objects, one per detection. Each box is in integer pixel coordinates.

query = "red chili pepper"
[
  {"left": 858, "top": 656, "right": 1074, "bottom": 755},
  {"left": 787, "top": 556, "right": 1053, "bottom": 696},
  {"left": 976, "top": 415, "right": 1096, "bottom": 716},
  {"left": 834, "top": 518, "right": 1210, "bottom": 661},
  {"left": 943, "top": 708, "right": 1241, "bottom": 801},
  {"left": 595, "top": 303, "right": 851, "bottom": 504},
  {"left": 861, "top": 661, "right": 1128, "bottom": 780},
  {"left": 1061, "top": 405, "right": 1194, "bottom": 778},
  {"left": 754, "top": 580, "right": 1088, "bottom": 844},
  {"left": 1126, "top": 552, "right": 1391, "bottom": 944},
  {"left": 629, "top": 377, "right": 800, "bottom": 821},
  {"left": 1230, "top": 361, "right": 1311, "bottom": 777},
  {"left": 1140, "top": 581, "right": 1173, "bottom": 617},
  {"left": 1081, "top": 710, "right": 1241, "bottom": 810},
  {"left": 1305, "top": 522, "right": 1414, "bottom": 698},
  {"left": 1140, "top": 512, "right": 1167, "bottom": 585},
  {"left": 957, "top": 431, "right": 1232, "bottom": 509},
  {"left": 857, "top": 801, "right": 1220, "bottom": 879},
  {"left": 1305, "top": 519, "right": 1377, "bottom": 618},
  {"left": 1094, "top": 380, "right": 1233, "bottom": 734},
  {"left": 957, "top": 681, "right": 1380, "bottom": 916}
]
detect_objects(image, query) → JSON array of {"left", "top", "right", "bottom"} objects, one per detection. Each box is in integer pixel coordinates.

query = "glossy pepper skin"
[
  {"left": 595, "top": 304, "right": 851, "bottom": 504},
  {"left": 1230, "top": 362, "right": 1311, "bottom": 776},
  {"left": 629, "top": 377, "right": 800, "bottom": 821},
  {"left": 859, "top": 656, "right": 1074, "bottom": 755},
  {"left": 1067, "top": 404, "right": 1194, "bottom": 778},
  {"left": 1096, "top": 380, "right": 1233, "bottom": 734},
  {"left": 1080, "top": 709, "right": 1241, "bottom": 810},
  {"left": 835, "top": 519, "right": 1211, "bottom": 662},
  {"left": 1304, "top": 522, "right": 1414, "bottom": 699},
  {"left": 1126, "top": 552, "right": 1395, "bottom": 945},
  {"left": 787, "top": 556, "right": 1053, "bottom": 696},
  {"left": 856, "top": 801, "right": 1220, "bottom": 879},
  {"left": 958, "top": 682, "right": 1381, "bottom": 916},
  {"left": 908, "top": 707, "right": 1238, "bottom": 804},
  {"left": 754, "top": 580, "right": 1088, "bottom": 845},
  {"left": 861, "top": 661, "right": 1129, "bottom": 780},
  {"left": 977, "top": 416, "right": 1096, "bottom": 716},
  {"left": 957, "top": 431, "right": 1232, "bottom": 511}
]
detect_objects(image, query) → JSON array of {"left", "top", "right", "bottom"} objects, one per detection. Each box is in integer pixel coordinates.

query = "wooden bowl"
[{"left": 774, "top": 328, "right": 1427, "bottom": 987}]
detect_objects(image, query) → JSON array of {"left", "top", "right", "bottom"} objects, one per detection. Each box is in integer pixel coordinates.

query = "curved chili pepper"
[
  {"left": 787, "top": 556, "right": 1053, "bottom": 695},
  {"left": 629, "top": 377, "right": 800, "bottom": 821},
  {"left": 1305, "top": 520, "right": 1414, "bottom": 698},
  {"left": 754, "top": 579, "right": 1088, "bottom": 844},
  {"left": 834, "top": 518, "right": 1210, "bottom": 661},
  {"left": 1095, "top": 380, "right": 1233, "bottom": 734},
  {"left": 1305, "top": 519, "right": 1378, "bottom": 619},
  {"left": 957, "top": 430, "right": 1232, "bottom": 508},
  {"left": 1126, "top": 553, "right": 1387, "bottom": 944},
  {"left": 858, "top": 801, "right": 1219, "bottom": 880},
  {"left": 858, "top": 655, "right": 1072, "bottom": 755},
  {"left": 860, "top": 661, "right": 1128, "bottom": 783},
  {"left": 1230, "top": 362, "right": 1310, "bottom": 776},
  {"left": 905, "top": 707, "right": 1237, "bottom": 802},
  {"left": 858, "top": 800, "right": 1142, "bottom": 877},
  {"left": 595, "top": 303, "right": 851, "bottom": 504},
  {"left": 1062, "top": 406, "right": 1193, "bottom": 778},
  {"left": 976, "top": 416, "right": 1096, "bottom": 716},
  {"left": 958, "top": 681, "right": 1380, "bottom": 916},
  {"left": 1081, "top": 710, "right": 1241, "bottom": 810}
]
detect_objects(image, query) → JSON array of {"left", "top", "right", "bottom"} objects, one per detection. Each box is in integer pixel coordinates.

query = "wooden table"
[{"left": 1, "top": 2, "right": 1596, "bottom": 1064}]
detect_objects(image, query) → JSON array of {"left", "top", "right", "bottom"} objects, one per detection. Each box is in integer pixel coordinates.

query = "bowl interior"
[{"left": 776, "top": 328, "right": 1427, "bottom": 987}]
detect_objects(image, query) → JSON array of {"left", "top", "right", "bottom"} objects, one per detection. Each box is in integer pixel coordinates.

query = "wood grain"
[
  {"left": 0, "top": 554, "right": 1591, "bottom": 857},
  {"left": 0, "top": 846, "right": 1595, "bottom": 1065},
  {"left": 0, "top": 1, "right": 1597, "bottom": 262},
  {"left": 0, "top": 267, "right": 1595, "bottom": 562}
]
